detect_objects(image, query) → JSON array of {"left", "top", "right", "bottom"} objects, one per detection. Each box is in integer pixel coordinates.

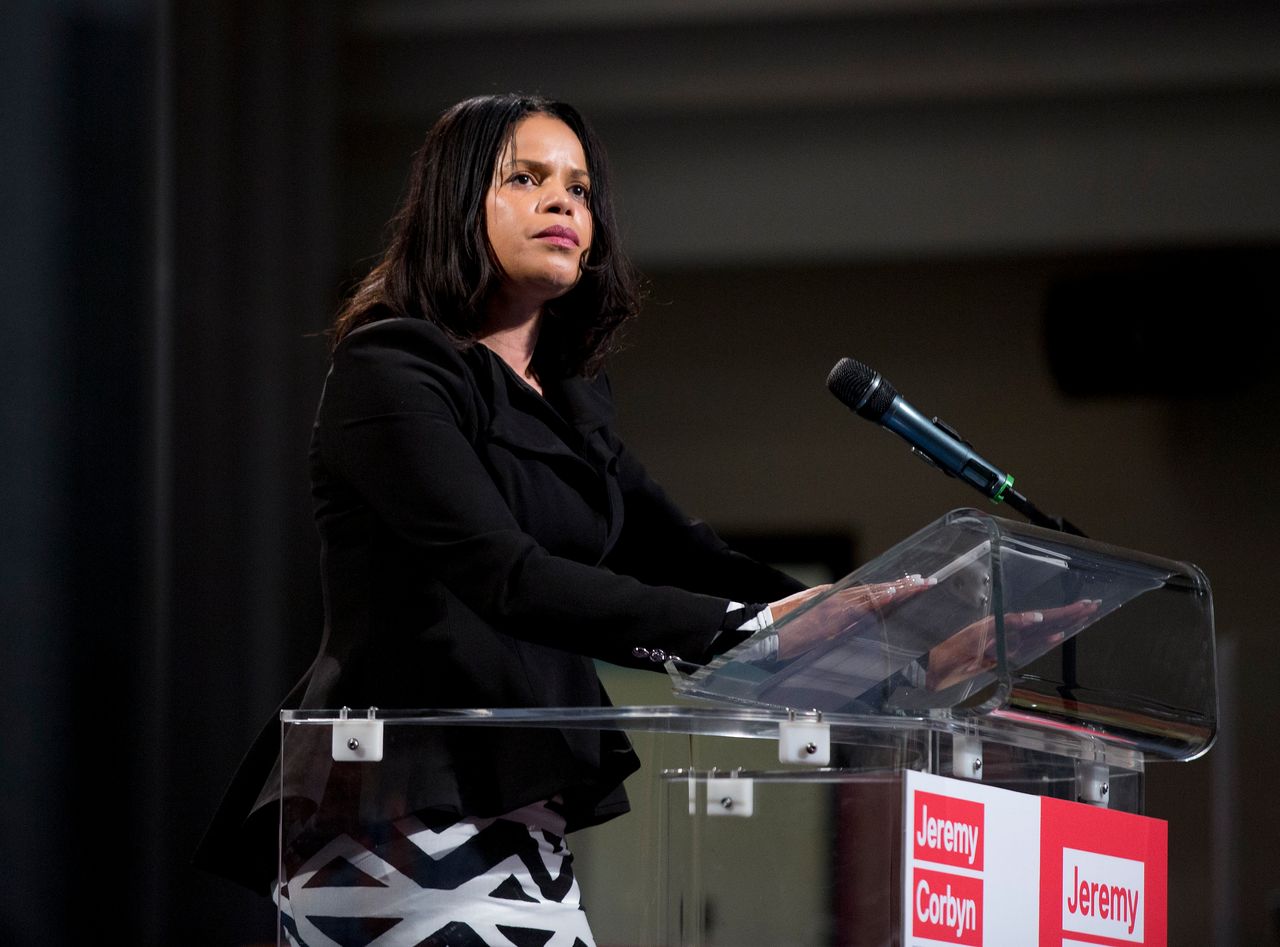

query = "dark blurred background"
[{"left": 2, "top": 1, "right": 1277, "bottom": 943}]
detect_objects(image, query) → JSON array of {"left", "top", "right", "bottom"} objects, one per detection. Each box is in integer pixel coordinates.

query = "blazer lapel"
[
  {"left": 472, "top": 348, "right": 626, "bottom": 561},
  {"left": 557, "top": 374, "right": 625, "bottom": 557}
]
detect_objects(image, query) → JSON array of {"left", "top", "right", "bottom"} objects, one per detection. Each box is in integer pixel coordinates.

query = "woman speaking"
[{"left": 198, "top": 93, "right": 849, "bottom": 946}]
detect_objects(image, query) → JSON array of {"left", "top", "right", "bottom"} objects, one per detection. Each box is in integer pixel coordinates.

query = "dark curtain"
[{"left": 1, "top": 2, "right": 336, "bottom": 942}]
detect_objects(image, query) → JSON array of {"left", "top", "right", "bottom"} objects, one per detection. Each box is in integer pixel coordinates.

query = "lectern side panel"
[{"left": 576, "top": 730, "right": 924, "bottom": 946}]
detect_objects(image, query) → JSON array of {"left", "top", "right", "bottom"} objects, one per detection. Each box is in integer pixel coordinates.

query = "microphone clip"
[{"left": 908, "top": 417, "right": 971, "bottom": 479}]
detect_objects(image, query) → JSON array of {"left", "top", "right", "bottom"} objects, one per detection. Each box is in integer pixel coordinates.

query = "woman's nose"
[{"left": 538, "top": 182, "right": 574, "bottom": 215}]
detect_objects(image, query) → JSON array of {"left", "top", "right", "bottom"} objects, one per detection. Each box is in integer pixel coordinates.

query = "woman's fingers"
[
  {"left": 774, "top": 575, "right": 937, "bottom": 627},
  {"left": 1004, "top": 610, "right": 1046, "bottom": 631},
  {"left": 835, "top": 574, "right": 936, "bottom": 613},
  {"left": 767, "top": 584, "right": 831, "bottom": 621},
  {"left": 772, "top": 576, "right": 940, "bottom": 660},
  {"left": 1043, "top": 599, "right": 1102, "bottom": 624}
]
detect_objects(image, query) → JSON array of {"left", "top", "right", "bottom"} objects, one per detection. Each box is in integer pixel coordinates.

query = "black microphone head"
[{"left": 826, "top": 357, "right": 898, "bottom": 421}]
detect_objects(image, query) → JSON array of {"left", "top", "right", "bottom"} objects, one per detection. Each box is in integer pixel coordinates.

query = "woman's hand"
[
  {"left": 769, "top": 575, "right": 935, "bottom": 661},
  {"left": 924, "top": 598, "right": 1101, "bottom": 691}
]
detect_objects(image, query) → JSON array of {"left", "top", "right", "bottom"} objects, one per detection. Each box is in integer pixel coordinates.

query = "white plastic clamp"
[
  {"left": 707, "top": 768, "right": 754, "bottom": 817},
  {"left": 778, "top": 710, "right": 830, "bottom": 766},
  {"left": 951, "top": 733, "right": 983, "bottom": 781},
  {"left": 331, "top": 706, "right": 384, "bottom": 762}
]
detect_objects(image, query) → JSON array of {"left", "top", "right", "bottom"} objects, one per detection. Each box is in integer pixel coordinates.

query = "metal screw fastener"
[
  {"left": 805, "top": 742, "right": 818, "bottom": 755},
  {"left": 347, "top": 738, "right": 360, "bottom": 751},
  {"left": 972, "top": 759, "right": 983, "bottom": 774},
  {"left": 721, "top": 797, "right": 733, "bottom": 810},
  {"left": 1101, "top": 784, "right": 1109, "bottom": 796}
]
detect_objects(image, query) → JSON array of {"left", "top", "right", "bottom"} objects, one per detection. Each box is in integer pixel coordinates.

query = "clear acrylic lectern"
[{"left": 277, "top": 509, "right": 1215, "bottom": 945}]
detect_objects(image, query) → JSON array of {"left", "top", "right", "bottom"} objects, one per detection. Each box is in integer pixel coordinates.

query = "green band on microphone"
[{"left": 991, "top": 474, "right": 1014, "bottom": 503}]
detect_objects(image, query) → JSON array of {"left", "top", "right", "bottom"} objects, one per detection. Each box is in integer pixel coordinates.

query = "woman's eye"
[
  {"left": 510, "top": 172, "right": 535, "bottom": 186},
  {"left": 569, "top": 184, "right": 590, "bottom": 200}
]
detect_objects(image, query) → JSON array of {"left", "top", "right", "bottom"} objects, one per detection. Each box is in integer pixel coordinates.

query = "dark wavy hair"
[{"left": 332, "top": 94, "right": 642, "bottom": 378}]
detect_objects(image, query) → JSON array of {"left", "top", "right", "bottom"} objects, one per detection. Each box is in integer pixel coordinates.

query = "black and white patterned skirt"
[{"left": 274, "top": 800, "right": 596, "bottom": 947}]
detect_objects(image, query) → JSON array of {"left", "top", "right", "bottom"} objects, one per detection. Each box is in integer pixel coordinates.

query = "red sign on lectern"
[
  {"left": 1040, "top": 796, "right": 1167, "bottom": 946},
  {"left": 903, "top": 771, "right": 1167, "bottom": 946}
]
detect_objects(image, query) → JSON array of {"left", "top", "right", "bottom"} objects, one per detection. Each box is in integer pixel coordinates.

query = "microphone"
[
  {"left": 828, "top": 357, "right": 1088, "bottom": 700},
  {"left": 826, "top": 357, "right": 1014, "bottom": 502}
]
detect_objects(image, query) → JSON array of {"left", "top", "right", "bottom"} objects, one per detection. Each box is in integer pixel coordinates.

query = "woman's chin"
[{"left": 530, "top": 271, "right": 584, "bottom": 303}]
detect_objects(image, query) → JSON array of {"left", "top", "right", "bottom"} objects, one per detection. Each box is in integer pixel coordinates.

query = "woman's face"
[{"left": 484, "top": 114, "right": 593, "bottom": 309}]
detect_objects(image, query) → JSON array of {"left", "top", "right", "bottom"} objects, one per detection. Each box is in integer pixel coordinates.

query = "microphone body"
[
  {"left": 827, "top": 357, "right": 1013, "bottom": 501},
  {"left": 880, "top": 398, "right": 1011, "bottom": 498}
]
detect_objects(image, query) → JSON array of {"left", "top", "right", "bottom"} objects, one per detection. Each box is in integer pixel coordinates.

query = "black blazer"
[{"left": 195, "top": 316, "right": 803, "bottom": 893}]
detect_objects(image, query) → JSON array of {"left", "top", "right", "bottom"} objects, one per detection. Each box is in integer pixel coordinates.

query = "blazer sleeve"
[{"left": 318, "top": 320, "right": 736, "bottom": 665}]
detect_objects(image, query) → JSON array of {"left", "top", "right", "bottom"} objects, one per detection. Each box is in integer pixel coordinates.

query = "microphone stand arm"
[{"left": 1000, "top": 485, "right": 1086, "bottom": 538}]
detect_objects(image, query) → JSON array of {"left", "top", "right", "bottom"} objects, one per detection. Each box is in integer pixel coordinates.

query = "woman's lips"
[{"left": 533, "top": 225, "right": 579, "bottom": 248}]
